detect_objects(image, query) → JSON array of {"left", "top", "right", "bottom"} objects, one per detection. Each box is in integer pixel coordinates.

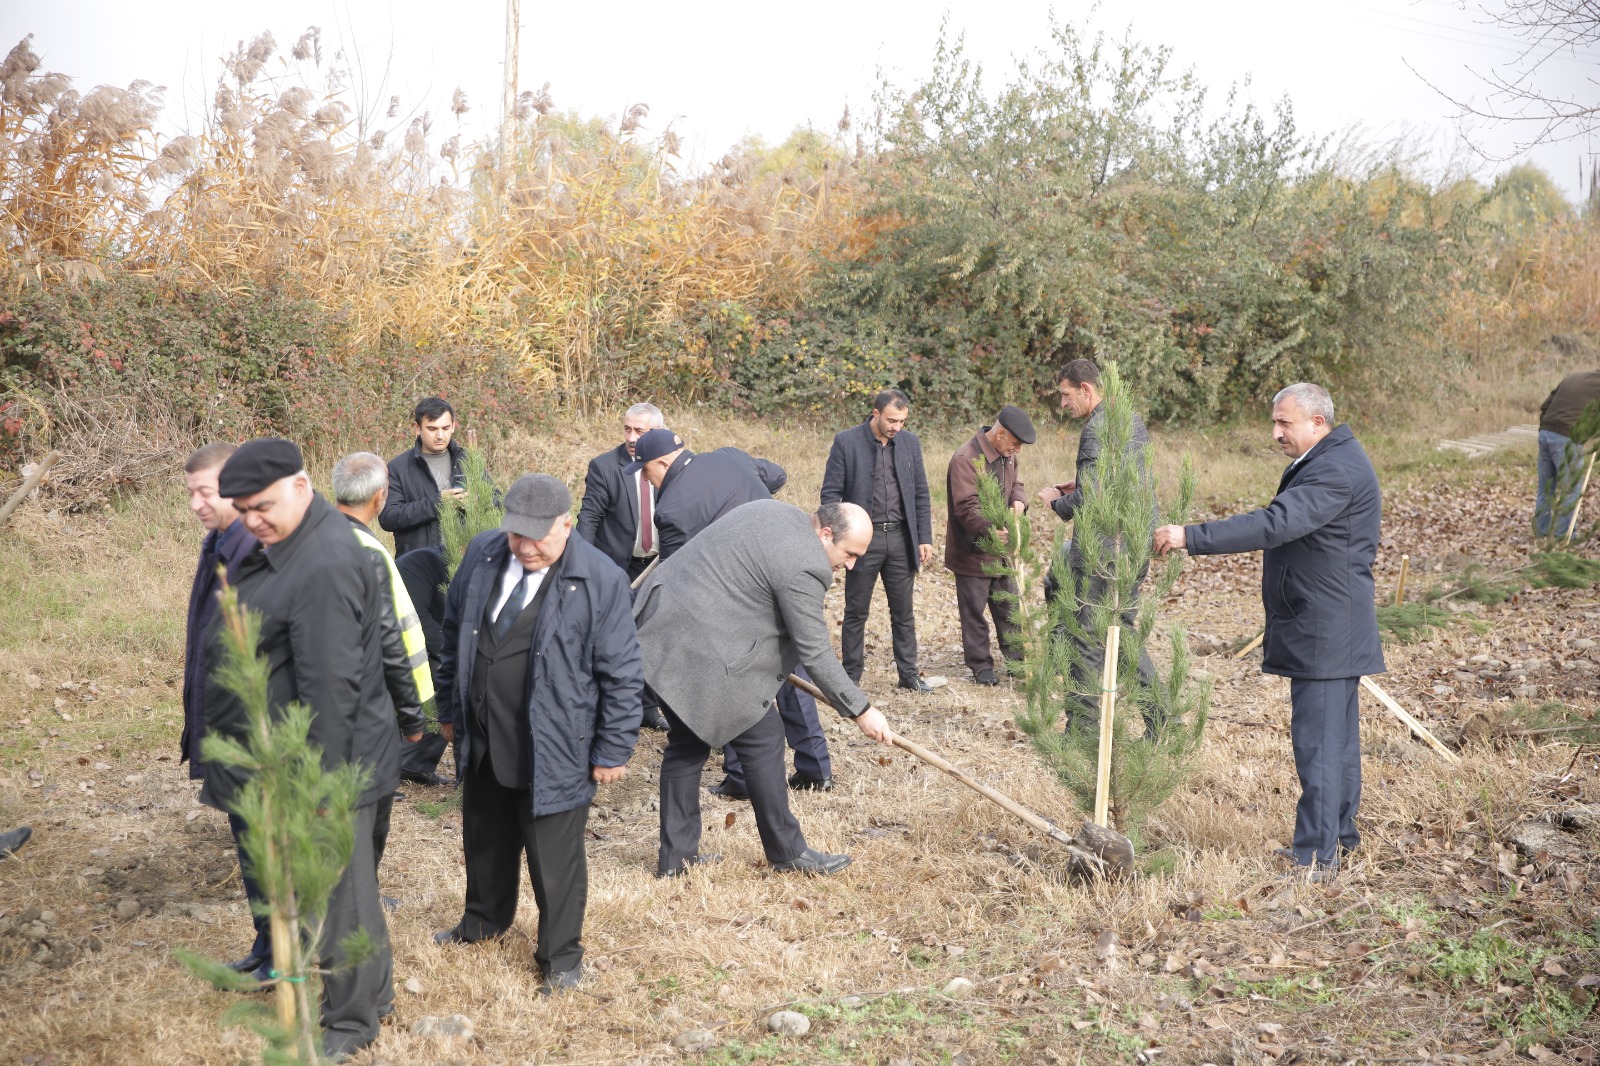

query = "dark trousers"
[
  {"left": 1053, "top": 559, "right": 1158, "bottom": 733},
  {"left": 227, "top": 812, "right": 272, "bottom": 962},
  {"left": 720, "top": 665, "right": 831, "bottom": 787},
  {"left": 658, "top": 702, "right": 806, "bottom": 875},
  {"left": 841, "top": 531, "right": 919, "bottom": 684},
  {"left": 457, "top": 754, "right": 589, "bottom": 976},
  {"left": 1287, "top": 677, "right": 1363, "bottom": 867},
  {"left": 399, "top": 732, "right": 450, "bottom": 779},
  {"left": 954, "top": 572, "right": 1020, "bottom": 674},
  {"left": 320, "top": 799, "right": 393, "bottom": 1059}
]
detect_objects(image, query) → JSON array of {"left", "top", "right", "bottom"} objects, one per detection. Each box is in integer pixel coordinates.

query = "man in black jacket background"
[
  {"left": 380, "top": 396, "right": 471, "bottom": 557},
  {"left": 1156, "top": 384, "right": 1384, "bottom": 881},
  {"left": 203, "top": 438, "right": 398, "bottom": 1060},
  {"left": 820, "top": 389, "right": 935, "bottom": 692},
  {"left": 576, "top": 401, "right": 663, "bottom": 581}
]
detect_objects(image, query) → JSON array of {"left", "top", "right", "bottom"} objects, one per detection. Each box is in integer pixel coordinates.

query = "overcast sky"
[{"left": 6, "top": 0, "right": 1597, "bottom": 199}]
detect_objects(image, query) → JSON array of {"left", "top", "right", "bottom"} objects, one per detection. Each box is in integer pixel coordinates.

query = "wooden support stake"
[
  {"left": 1232, "top": 630, "right": 1265, "bottom": 660},
  {"left": 1360, "top": 676, "right": 1462, "bottom": 765},
  {"left": 0, "top": 451, "right": 60, "bottom": 530},
  {"left": 1562, "top": 452, "right": 1596, "bottom": 548},
  {"left": 1093, "top": 625, "right": 1121, "bottom": 829},
  {"left": 1394, "top": 554, "right": 1410, "bottom": 606}
]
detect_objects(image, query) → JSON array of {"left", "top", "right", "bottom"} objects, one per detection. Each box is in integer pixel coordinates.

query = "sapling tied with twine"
[
  {"left": 176, "top": 581, "right": 371, "bottom": 1065},
  {"left": 973, "top": 365, "right": 1208, "bottom": 841}
]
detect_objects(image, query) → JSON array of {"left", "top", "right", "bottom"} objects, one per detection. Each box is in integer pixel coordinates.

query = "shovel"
[{"left": 784, "top": 672, "right": 1135, "bottom": 877}]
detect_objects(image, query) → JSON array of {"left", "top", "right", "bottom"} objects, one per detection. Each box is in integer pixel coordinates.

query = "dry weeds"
[{"left": 0, "top": 401, "right": 1597, "bottom": 1065}]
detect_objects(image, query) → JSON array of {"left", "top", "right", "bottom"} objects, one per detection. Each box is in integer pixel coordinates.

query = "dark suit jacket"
[
  {"left": 576, "top": 443, "right": 648, "bottom": 569},
  {"left": 820, "top": 420, "right": 933, "bottom": 570},
  {"left": 655, "top": 448, "right": 786, "bottom": 560},
  {"left": 1185, "top": 423, "right": 1386, "bottom": 681}
]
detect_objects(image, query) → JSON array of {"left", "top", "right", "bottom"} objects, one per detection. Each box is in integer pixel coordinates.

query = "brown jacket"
[
  {"left": 944, "top": 427, "right": 1026, "bottom": 577},
  {"left": 1539, "top": 370, "right": 1600, "bottom": 438}
]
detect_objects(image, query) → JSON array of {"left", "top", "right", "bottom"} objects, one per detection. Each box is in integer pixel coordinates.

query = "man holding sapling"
[
  {"left": 1036, "top": 360, "right": 1157, "bottom": 731},
  {"left": 1534, "top": 367, "right": 1600, "bottom": 538},
  {"left": 1155, "top": 384, "right": 1383, "bottom": 882},
  {"left": 381, "top": 395, "right": 475, "bottom": 556},
  {"left": 945, "top": 405, "right": 1036, "bottom": 686},
  {"left": 203, "top": 437, "right": 398, "bottom": 1059},
  {"left": 433, "top": 475, "right": 643, "bottom": 997},
  {"left": 179, "top": 441, "right": 263, "bottom": 973}
]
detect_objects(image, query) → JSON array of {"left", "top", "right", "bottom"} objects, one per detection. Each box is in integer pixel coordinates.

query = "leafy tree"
[{"left": 975, "top": 366, "right": 1209, "bottom": 838}]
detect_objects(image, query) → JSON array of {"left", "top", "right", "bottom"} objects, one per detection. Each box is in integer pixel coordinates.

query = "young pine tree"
[
  {"left": 176, "top": 584, "right": 370, "bottom": 1065},
  {"left": 976, "top": 365, "right": 1209, "bottom": 840},
  {"left": 439, "top": 447, "right": 504, "bottom": 579}
]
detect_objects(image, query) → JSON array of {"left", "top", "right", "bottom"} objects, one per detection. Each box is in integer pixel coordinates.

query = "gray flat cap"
[{"left": 500, "top": 474, "right": 572, "bottom": 540}]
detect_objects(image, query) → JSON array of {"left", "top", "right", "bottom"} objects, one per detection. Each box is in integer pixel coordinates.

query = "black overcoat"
[{"left": 819, "top": 419, "right": 933, "bottom": 569}]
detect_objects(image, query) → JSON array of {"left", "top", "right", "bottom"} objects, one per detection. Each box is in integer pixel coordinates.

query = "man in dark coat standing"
[
  {"left": 945, "top": 406, "right": 1035, "bottom": 686},
  {"left": 380, "top": 396, "right": 472, "bottom": 557},
  {"left": 821, "top": 389, "right": 936, "bottom": 692},
  {"left": 1036, "top": 361, "right": 1157, "bottom": 730},
  {"left": 576, "top": 401, "right": 664, "bottom": 581},
  {"left": 634, "top": 500, "right": 896, "bottom": 878},
  {"left": 630, "top": 428, "right": 831, "bottom": 794},
  {"left": 1156, "top": 383, "right": 1384, "bottom": 880},
  {"left": 202, "top": 438, "right": 398, "bottom": 1060},
  {"left": 180, "top": 441, "right": 261, "bottom": 971},
  {"left": 433, "top": 475, "right": 643, "bottom": 996}
]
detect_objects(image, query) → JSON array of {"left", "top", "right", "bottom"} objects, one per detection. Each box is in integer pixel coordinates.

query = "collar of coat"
[
  {"left": 409, "top": 437, "right": 464, "bottom": 466},
  {"left": 255, "top": 492, "right": 339, "bottom": 573},
  {"left": 1282, "top": 423, "right": 1354, "bottom": 480},
  {"left": 973, "top": 426, "right": 1007, "bottom": 465},
  {"left": 470, "top": 527, "right": 596, "bottom": 587},
  {"left": 657, "top": 448, "right": 698, "bottom": 496}
]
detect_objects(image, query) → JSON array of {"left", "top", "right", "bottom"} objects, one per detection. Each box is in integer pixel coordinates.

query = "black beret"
[
  {"left": 218, "top": 437, "right": 305, "bottom": 497},
  {"left": 996, "top": 404, "right": 1037, "bottom": 445}
]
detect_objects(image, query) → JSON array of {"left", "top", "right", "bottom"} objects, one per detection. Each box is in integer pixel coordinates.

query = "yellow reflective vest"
[{"left": 352, "top": 524, "right": 436, "bottom": 706}]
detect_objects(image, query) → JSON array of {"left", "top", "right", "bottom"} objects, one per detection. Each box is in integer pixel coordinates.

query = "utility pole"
[{"left": 501, "top": 0, "right": 521, "bottom": 164}]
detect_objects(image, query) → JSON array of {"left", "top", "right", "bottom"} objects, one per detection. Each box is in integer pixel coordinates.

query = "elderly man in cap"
[
  {"left": 332, "top": 451, "right": 451, "bottom": 789},
  {"left": 200, "top": 438, "right": 398, "bottom": 1061},
  {"left": 635, "top": 499, "right": 896, "bottom": 878},
  {"left": 946, "top": 405, "right": 1036, "bottom": 685},
  {"left": 433, "top": 474, "right": 643, "bottom": 996}
]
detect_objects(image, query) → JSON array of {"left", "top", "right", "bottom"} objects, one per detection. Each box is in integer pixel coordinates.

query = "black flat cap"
[
  {"left": 996, "top": 405, "right": 1037, "bottom": 445},
  {"left": 219, "top": 437, "right": 305, "bottom": 497}
]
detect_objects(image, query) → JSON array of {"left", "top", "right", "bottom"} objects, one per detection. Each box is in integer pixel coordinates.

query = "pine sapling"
[
  {"left": 176, "top": 581, "right": 369, "bottom": 1065},
  {"left": 439, "top": 447, "right": 503, "bottom": 580}
]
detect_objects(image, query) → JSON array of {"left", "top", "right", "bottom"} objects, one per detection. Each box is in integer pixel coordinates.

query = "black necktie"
[{"left": 494, "top": 568, "right": 532, "bottom": 639}]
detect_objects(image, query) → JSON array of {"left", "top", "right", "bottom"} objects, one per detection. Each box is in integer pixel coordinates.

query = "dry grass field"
[{"left": 1, "top": 353, "right": 1598, "bottom": 1065}]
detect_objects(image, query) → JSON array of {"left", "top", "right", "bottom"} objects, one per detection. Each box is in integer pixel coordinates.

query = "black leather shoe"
[
  {"left": 539, "top": 964, "right": 583, "bottom": 996},
  {"left": 641, "top": 712, "right": 668, "bottom": 732},
  {"left": 657, "top": 853, "right": 724, "bottom": 879},
  {"left": 0, "top": 826, "right": 32, "bottom": 859},
  {"left": 226, "top": 953, "right": 267, "bottom": 973},
  {"left": 709, "top": 777, "right": 750, "bottom": 800},
  {"left": 973, "top": 670, "right": 1000, "bottom": 687},
  {"left": 772, "top": 847, "right": 852, "bottom": 875},
  {"left": 401, "top": 770, "right": 452, "bottom": 787},
  {"left": 787, "top": 772, "right": 833, "bottom": 792},
  {"left": 433, "top": 925, "right": 498, "bottom": 946},
  {"left": 898, "top": 678, "right": 935, "bottom": 693}
]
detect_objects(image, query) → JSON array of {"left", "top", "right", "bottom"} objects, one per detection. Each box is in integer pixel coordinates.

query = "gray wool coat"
[{"left": 633, "top": 498, "right": 869, "bottom": 747}]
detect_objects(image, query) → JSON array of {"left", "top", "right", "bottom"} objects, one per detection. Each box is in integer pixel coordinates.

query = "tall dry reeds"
[{"left": 1, "top": 30, "right": 863, "bottom": 415}]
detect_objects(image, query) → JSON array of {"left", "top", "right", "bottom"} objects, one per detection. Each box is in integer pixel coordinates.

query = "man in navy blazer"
[
  {"left": 576, "top": 402, "right": 663, "bottom": 582},
  {"left": 1156, "top": 383, "right": 1384, "bottom": 880},
  {"left": 820, "top": 389, "right": 935, "bottom": 691}
]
